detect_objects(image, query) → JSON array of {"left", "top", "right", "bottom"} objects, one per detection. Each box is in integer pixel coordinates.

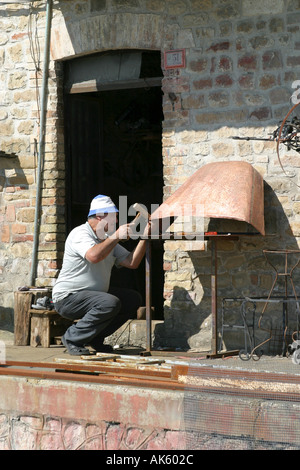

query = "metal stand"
[
  {"left": 145, "top": 239, "right": 152, "bottom": 352},
  {"left": 241, "top": 296, "right": 300, "bottom": 360},
  {"left": 206, "top": 237, "right": 239, "bottom": 358},
  {"left": 143, "top": 234, "right": 240, "bottom": 358},
  {"left": 250, "top": 250, "right": 300, "bottom": 359},
  {"left": 219, "top": 298, "right": 255, "bottom": 361}
]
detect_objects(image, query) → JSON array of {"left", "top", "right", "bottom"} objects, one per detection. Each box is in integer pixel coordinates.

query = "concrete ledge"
[
  {"left": 0, "top": 374, "right": 185, "bottom": 450},
  {"left": 0, "top": 375, "right": 184, "bottom": 429},
  {"left": 1, "top": 367, "right": 300, "bottom": 449}
]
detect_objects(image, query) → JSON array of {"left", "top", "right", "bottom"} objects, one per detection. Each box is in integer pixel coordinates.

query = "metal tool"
[{"left": 132, "top": 202, "right": 150, "bottom": 221}]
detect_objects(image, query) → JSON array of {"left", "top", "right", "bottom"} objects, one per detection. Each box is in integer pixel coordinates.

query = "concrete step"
[{"left": 105, "top": 319, "right": 166, "bottom": 349}]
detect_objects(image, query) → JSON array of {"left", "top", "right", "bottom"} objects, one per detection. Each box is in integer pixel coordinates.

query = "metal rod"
[
  {"left": 2, "top": 361, "right": 300, "bottom": 401},
  {"left": 210, "top": 239, "right": 218, "bottom": 355},
  {"left": 3, "top": 360, "right": 172, "bottom": 379},
  {"left": 0, "top": 366, "right": 180, "bottom": 391},
  {"left": 232, "top": 136, "right": 274, "bottom": 142},
  {"left": 145, "top": 239, "right": 152, "bottom": 351},
  {"left": 29, "top": 0, "right": 53, "bottom": 286}
]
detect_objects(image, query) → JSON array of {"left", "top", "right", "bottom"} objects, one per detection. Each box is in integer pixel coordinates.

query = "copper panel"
[{"left": 151, "top": 161, "right": 265, "bottom": 235}]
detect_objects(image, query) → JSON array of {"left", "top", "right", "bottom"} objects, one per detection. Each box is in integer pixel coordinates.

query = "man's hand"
[
  {"left": 115, "top": 223, "right": 133, "bottom": 240},
  {"left": 85, "top": 225, "right": 125, "bottom": 263}
]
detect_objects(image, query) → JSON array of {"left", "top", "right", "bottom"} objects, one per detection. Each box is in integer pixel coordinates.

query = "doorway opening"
[{"left": 63, "top": 50, "right": 164, "bottom": 318}]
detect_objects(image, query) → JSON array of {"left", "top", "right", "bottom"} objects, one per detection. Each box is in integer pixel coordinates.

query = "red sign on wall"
[{"left": 164, "top": 49, "right": 185, "bottom": 69}]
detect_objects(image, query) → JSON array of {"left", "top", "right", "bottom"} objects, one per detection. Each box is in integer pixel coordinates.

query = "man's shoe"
[
  {"left": 90, "top": 340, "right": 114, "bottom": 353},
  {"left": 61, "top": 335, "right": 91, "bottom": 356},
  {"left": 96, "top": 344, "right": 115, "bottom": 353}
]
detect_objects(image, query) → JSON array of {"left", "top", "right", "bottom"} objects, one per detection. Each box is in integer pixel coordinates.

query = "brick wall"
[{"left": 1, "top": 0, "right": 300, "bottom": 350}]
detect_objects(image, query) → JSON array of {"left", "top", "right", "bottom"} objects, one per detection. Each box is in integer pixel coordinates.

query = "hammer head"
[{"left": 133, "top": 203, "right": 150, "bottom": 220}]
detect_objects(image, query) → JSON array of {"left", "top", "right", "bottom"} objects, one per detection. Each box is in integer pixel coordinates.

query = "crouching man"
[{"left": 52, "top": 194, "right": 149, "bottom": 356}]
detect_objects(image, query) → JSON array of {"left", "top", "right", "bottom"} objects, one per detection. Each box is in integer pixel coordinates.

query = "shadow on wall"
[
  {"left": 154, "top": 181, "right": 300, "bottom": 354},
  {"left": 153, "top": 286, "right": 207, "bottom": 351},
  {"left": 0, "top": 308, "right": 14, "bottom": 333},
  {"left": 0, "top": 153, "right": 36, "bottom": 330}
]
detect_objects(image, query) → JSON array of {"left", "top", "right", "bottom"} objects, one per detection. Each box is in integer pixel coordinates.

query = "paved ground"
[{"left": 2, "top": 328, "right": 300, "bottom": 377}]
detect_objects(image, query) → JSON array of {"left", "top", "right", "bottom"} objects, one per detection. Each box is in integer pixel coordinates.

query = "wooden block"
[
  {"left": 14, "top": 290, "right": 52, "bottom": 346},
  {"left": 14, "top": 291, "right": 34, "bottom": 346},
  {"left": 30, "top": 310, "right": 60, "bottom": 348},
  {"left": 30, "top": 313, "right": 50, "bottom": 348}
]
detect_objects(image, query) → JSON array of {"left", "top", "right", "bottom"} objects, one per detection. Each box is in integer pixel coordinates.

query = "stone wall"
[
  {"left": 1, "top": 0, "right": 300, "bottom": 350},
  {"left": 0, "top": 1, "right": 65, "bottom": 328}
]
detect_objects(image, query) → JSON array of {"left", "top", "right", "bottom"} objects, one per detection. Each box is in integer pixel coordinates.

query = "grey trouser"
[{"left": 54, "top": 287, "right": 142, "bottom": 346}]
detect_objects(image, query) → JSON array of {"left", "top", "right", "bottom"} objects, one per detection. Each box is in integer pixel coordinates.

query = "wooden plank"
[
  {"left": 94, "top": 352, "right": 165, "bottom": 365},
  {"left": 80, "top": 354, "right": 120, "bottom": 361},
  {"left": 114, "top": 358, "right": 166, "bottom": 366},
  {"left": 28, "top": 309, "right": 58, "bottom": 315},
  {"left": 69, "top": 77, "right": 162, "bottom": 94},
  {"left": 53, "top": 357, "right": 171, "bottom": 375}
]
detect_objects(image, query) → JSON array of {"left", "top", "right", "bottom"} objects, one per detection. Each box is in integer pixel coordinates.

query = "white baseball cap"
[{"left": 88, "top": 194, "right": 119, "bottom": 217}]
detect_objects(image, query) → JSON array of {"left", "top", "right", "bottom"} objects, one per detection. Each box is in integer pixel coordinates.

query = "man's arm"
[
  {"left": 119, "top": 221, "right": 151, "bottom": 269},
  {"left": 119, "top": 239, "right": 147, "bottom": 269},
  {"left": 86, "top": 221, "right": 150, "bottom": 266},
  {"left": 85, "top": 236, "right": 119, "bottom": 264}
]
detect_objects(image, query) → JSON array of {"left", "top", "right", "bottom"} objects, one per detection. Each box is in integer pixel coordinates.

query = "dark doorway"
[{"left": 63, "top": 50, "right": 164, "bottom": 317}]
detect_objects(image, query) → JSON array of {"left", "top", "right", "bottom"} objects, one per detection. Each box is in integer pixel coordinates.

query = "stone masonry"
[{"left": 1, "top": 0, "right": 300, "bottom": 350}]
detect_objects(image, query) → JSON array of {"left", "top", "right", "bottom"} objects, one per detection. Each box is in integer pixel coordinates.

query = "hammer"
[
  {"left": 130, "top": 203, "right": 151, "bottom": 237},
  {"left": 132, "top": 202, "right": 150, "bottom": 221}
]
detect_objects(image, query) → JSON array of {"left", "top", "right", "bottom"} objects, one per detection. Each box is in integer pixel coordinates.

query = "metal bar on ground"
[{"left": 2, "top": 360, "right": 300, "bottom": 401}]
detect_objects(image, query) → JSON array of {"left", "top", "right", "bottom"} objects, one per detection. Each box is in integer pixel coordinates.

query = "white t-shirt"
[{"left": 52, "top": 222, "right": 130, "bottom": 302}]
